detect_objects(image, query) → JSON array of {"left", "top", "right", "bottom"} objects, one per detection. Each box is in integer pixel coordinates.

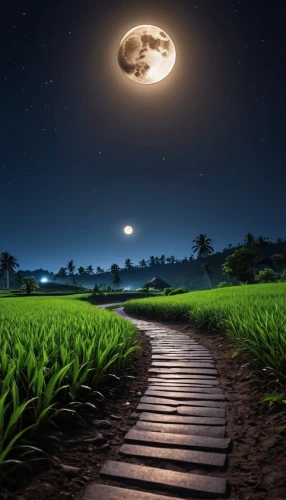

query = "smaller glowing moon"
[
  {"left": 41, "top": 278, "right": 48, "bottom": 283},
  {"left": 124, "top": 226, "right": 133, "bottom": 234}
]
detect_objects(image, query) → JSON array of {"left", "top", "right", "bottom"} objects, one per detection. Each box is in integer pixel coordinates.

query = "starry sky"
[{"left": 1, "top": 0, "right": 285, "bottom": 272}]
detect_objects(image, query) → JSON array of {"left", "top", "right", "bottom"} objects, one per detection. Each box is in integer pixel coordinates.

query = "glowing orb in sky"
[
  {"left": 41, "top": 277, "right": 48, "bottom": 283},
  {"left": 124, "top": 226, "right": 133, "bottom": 234},
  {"left": 118, "top": 25, "right": 176, "bottom": 85}
]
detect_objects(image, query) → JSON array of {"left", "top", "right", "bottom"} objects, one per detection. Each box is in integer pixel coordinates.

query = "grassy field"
[
  {"left": 0, "top": 295, "right": 136, "bottom": 467},
  {"left": 125, "top": 283, "right": 286, "bottom": 386}
]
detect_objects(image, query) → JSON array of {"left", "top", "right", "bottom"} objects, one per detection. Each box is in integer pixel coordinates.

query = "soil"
[{"left": 2, "top": 317, "right": 286, "bottom": 500}]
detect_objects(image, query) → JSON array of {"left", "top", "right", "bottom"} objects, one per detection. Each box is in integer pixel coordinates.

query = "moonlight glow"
[
  {"left": 41, "top": 278, "right": 48, "bottom": 283},
  {"left": 118, "top": 25, "right": 176, "bottom": 85},
  {"left": 124, "top": 226, "right": 133, "bottom": 234}
]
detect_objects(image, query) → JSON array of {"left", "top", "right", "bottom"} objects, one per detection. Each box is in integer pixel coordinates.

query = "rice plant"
[
  {"left": 0, "top": 295, "right": 137, "bottom": 467},
  {"left": 125, "top": 283, "right": 286, "bottom": 384}
]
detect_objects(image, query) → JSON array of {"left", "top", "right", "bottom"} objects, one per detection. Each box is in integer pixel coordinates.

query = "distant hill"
[{"left": 16, "top": 241, "right": 286, "bottom": 292}]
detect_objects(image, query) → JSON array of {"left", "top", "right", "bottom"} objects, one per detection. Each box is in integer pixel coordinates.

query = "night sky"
[{"left": 1, "top": 0, "right": 285, "bottom": 273}]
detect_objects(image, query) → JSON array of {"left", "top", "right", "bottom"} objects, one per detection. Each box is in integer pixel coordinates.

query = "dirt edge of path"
[{"left": 163, "top": 320, "right": 286, "bottom": 500}]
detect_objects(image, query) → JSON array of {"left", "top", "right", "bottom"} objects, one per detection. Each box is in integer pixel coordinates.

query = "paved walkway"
[{"left": 84, "top": 309, "right": 231, "bottom": 499}]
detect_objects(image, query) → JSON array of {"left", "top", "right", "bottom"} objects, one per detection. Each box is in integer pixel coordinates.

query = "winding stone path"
[{"left": 84, "top": 310, "right": 231, "bottom": 499}]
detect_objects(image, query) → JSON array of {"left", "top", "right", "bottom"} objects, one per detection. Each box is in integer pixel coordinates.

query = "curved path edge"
[{"left": 83, "top": 308, "right": 231, "bottom": 499}]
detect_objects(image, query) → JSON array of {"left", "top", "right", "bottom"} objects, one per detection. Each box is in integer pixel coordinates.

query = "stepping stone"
[
  {"left": 152, "top": 354, "right": 210, "bottom": 358},
  {"left": 125, "top": 429, "right": 230, "bottom": 451},
  {"left": 145, "top": 390, "right": 226, "bottom": 401},
  {"left": 151, "top": 362, "right": 214, "bottom": 368},
  {"left": 139, "top": 412, "right": 226, "bottom": 426},
  {"left": 152, "top": 346, "right": 208, "bottom": 350},
  {"left": 152, "top": 353, "right": 212, "bottom": 357},
  {"left": 149, "top": 384, "right": 220, "bottom": 390},
  {"left": 120, "top": 443, "right": 226, "bottom": 467},
  {"left": 152, "top": 374, "right": 219, "bottom": 381},
  {"left": 149, "top": 368, "right": 218, "bottom": 375},
  {"left": 137, "top": 403, "right": 176, "bottom": 413},
  {"left": 141, "top": 396, "right": 226, "bottom": 408},
  {"left": 148, "top": 385, "right": 223, "bottom": 394},
  {"left": 100, "top": 461, "right": 227, "bottom": 496},
  {"left": 178, "top": 406, "right": 225, "bottom": 417},
  {"left": 137, "top": 404, "right": 225, "bottom": 417},
  {"left": 151, "top": 340, "right": 198, "bottom": 343},
  {"left": 84, "top": 483, "right": 182, "bottom": 500},
  {"left": 148, "top": 377, "right": 220, "bottom": 385},
  {"left": 135, "top": 420, "right": 226, "bottom": 437},
  {"left": 152, "top": 350, "right": 210, "bottom": 354}
]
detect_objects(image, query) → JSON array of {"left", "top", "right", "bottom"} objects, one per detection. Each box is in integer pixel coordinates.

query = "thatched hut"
[{"left": 144, "top": 277, "right": 172, "bottom": 291}]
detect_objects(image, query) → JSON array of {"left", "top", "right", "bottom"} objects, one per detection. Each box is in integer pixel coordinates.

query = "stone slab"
[
  {"left": 151, "top": 362, "right": 214, "bottom": 368},
  {"left": 178, "top": 406, "right": 225, "bottom": 417},
  {"left": 148, "top": 377, "right": 220, "bottom": 385},
  {"left": 125, "top": 429, "right": 230, "bottom": 451},
  {"left": 152, "top": 354, "right": 212, "bottom": 358},
  {"left": 135, "top": 420, "right": 226, "bottom": 437},
  {"left": 137, "top": 403, "right": 177, "bottom": 413},
  {"left": 137, "top": 404, "right": 225, "bottom": 417},
  {"left": 139, "top": 412, "right": 226, "bottom": 426},
  {"left": 84, "top": 483, "right": 182, "bottom": 500},
  {"left": 149, "top": 368, "right": 218, "bottom": 375},
  {"left": 152, "top": 347, "right": 209, "bottom": 351},
  {"left": 145, "top": 390, "right": 226, "bottom": 401},
  {"left": 100, "top": 461, "right": 227, "bottom": 496},
  {"left": 120, "top": 443, "right": 226, "bottom": 467},
  {"left": 148, "top": 386, "right": 223, "bottom": 394},
  {"left": 141, "top": 396, "right": 226, "bottom": 408},
  {"left": 153, "top": 373, "right": 218, "bottom": 380}
]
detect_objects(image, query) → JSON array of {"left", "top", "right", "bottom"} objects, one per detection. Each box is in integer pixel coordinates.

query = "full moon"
[
  {"left": 118, "top": 25, "right": 176, "bottom": 85},
  {"left": 124, "top": 226, "right": 133, "bottom": 234}
]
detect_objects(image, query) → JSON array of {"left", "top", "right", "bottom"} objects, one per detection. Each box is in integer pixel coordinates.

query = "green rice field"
[
  {"left": 0, "top": 295, "right": 136, "bottom": 466},
  {"left": 125, "top": 283, "right": 286, "bottom": 385}
]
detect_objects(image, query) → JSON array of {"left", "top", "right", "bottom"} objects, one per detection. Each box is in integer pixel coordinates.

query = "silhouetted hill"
[{"left": 17, "top": 242, "right": 286, "bottom": 291}]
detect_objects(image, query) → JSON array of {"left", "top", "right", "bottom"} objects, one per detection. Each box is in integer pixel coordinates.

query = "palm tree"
[
  {"left": 86, "top": 265, "right": 94, "bottom": 275},
  {"left": 139, "top": 259, "right": 147, "bottom": 268},
  {"left": 96, "top": 266, "right": 104, "bottom": 274},
  {"left": 244, "top": 233, "right": 255, "bottom": 247},
  {"left": 0, "top": 251, "right": 19, "bottom": 289},
  {"left": 159, "top": 255, "right": 166, "bottom": 265},
  {"left": 154, "top": 257, "right": 160, "bottom": 265},
  {"left": 112, "top": 272, "right": 122, "bottom": 289},
  {"left": 57, "top": 267, "right": 67, "bottom": 280},
  {"left": 0, "top": 271, "right": 4, "bottom": 288},
  {"left": 201, "top": 263, "right": 213, "bottom": 289},
  {"left": 124, "top": 258, "right": 133, "bottom": 270},
  {"left": 169, "top": 255, "right": 176, "bottom": 264},
  {"left": 110, "top": 263, "right": 120, "bottom": 273},
  {"left": 78, "top": 266, "right": 85, "bottom": 275},
  {"left": 192, "top": 234, "right": 214, "bottom": 258},
  {"left": 67, "top": 260, "right": 76, "bottom": 275},
  {"left": 148, "top": 256, "right": 155, "bottom": 267}
]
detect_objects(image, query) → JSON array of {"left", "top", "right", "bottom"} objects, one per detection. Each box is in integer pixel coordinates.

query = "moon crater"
[{"left": 118, "top": 25, "right": 176, "bottom": 85}]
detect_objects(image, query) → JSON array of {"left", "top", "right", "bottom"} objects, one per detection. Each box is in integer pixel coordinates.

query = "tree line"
[{"left": 1, "top": 232, "right": 285, "bottom": 289}]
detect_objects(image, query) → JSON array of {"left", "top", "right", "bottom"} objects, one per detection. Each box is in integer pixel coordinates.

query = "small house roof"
[{"left": 145, "top": 277, "right": 171, "bottom": 289}]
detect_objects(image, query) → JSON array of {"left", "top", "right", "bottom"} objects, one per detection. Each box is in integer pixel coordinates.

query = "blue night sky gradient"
[{"left": 1, "top": 0, "right": 285, "bottom": 272}]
